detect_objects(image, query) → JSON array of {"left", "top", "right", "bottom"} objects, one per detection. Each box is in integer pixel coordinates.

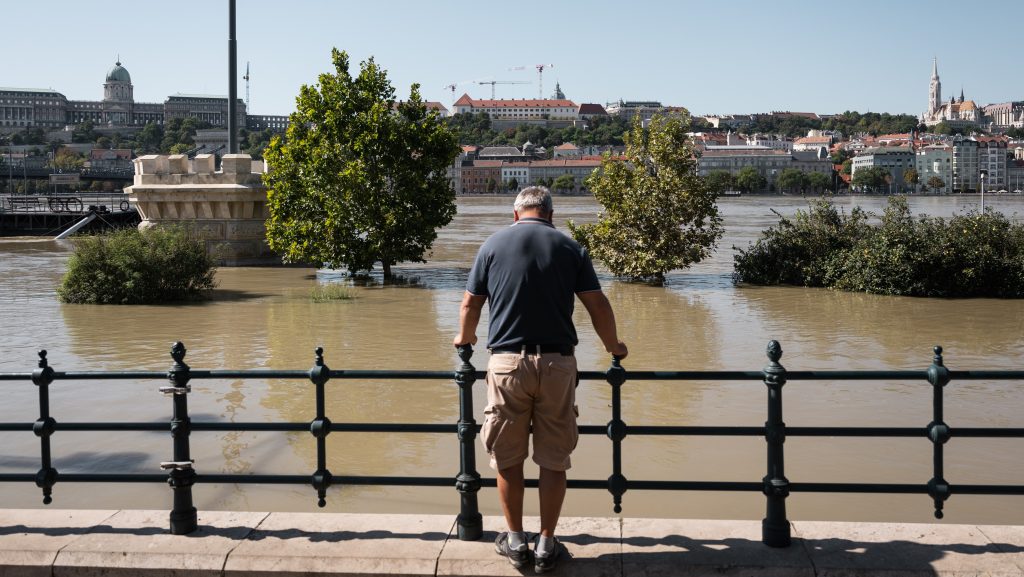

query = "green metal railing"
[{"left": 1, "top": 340, "right": 1022, "bottom": 547}]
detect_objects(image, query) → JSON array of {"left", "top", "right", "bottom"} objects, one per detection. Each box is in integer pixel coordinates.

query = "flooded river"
[{"left": 1, "top": 194, "right": 1022, "bottom": 525}]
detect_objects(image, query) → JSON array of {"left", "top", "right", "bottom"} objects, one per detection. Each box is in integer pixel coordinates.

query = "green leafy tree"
[
  {"left": 71, "top": 121, "right": 98, "bottom": 144},
  {"left": 569, "top": 113, "right": 723, "bottom": 282},
  {"left": 840, "top": 159, "right": 853, "bottom": 175},
  {"left": 704, "top": 170, "right": 734, "bottom": 194},
  {"left": 553, "top": 173, "right": 575, "bottom": 193},
  {"left": 263, "top": 48, "right": 459, "bottom": 279},
  {"left": 507, "top": 177, "right": 519, "bottom": 191},
  {"left": 49, "top": 148, "right": 84, "bottom": 172},
  {"left": 807, "top": 171, "right": 832, "bottom": 193},
  {"left": 904, "top": 167, "right": 920, "bottom": 190},
  {"left": 736, "top": 166, "right": 767, "bottom": 193},
  {"left": 927, "top": 175, "right": 946, "bottom": 193},
  {"left": 777, "top": 168, "right": 808, "bottom": 194},
  {"left": 486, "top": 177, "right": 497, "bottom": 193},
  {"left": 851, "top": 166, "right": 890, "bottom": 192}
]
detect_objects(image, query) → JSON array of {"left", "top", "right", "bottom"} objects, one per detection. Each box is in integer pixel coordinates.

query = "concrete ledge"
[{"left": 0, "top": 510, "right": 1022, "bottom": 577}]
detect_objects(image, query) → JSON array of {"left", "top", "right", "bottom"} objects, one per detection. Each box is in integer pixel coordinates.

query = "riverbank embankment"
[{"left": 2, "top": 509, "right": 1022, "bottom": 576}]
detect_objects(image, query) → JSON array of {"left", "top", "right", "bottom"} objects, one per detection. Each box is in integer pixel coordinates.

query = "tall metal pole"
[{"left": 228, "top": 0, "right": 238, "bottom": 154}]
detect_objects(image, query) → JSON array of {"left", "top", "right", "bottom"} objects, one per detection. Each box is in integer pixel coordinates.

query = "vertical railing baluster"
[
  {"left": 454, "top": 345, "right": 482, "bottom": 541},
  {"left": 161, "top": 341, "right": 197, "bottom": 535},
  {"left": 926, "top": 345, "right": 951, "bottom": 518},
  {"left": 309, "top": 346, "right": 332, "bottom": 507},
  {"left": 605, "top": 355, "right": 627, "bottom": 513},
  {"left": 762, "top": 340, "right": 791, "bottom": 547},
  {"left": 32, "top": 350, "right": 58, "bottom": 505}
]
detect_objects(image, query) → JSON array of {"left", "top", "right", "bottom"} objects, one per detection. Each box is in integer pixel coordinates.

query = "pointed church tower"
[{"left": 928, "top": 57, "right": 941, "bottom": 116}]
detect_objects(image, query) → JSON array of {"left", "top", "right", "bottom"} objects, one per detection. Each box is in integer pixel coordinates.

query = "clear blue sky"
[{"left": 5, "top": 0, "right": 1023, "bottom": 118}]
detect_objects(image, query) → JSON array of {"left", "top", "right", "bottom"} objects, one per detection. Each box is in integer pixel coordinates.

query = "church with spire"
[{"left": 921, "top": 57, "right": 980, "bottom": 128}]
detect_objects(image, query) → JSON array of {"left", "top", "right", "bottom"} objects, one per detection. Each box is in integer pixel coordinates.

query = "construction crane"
[
  {"left": 443, "top": 80, "right": 475, "bottom": 108},
  {"left": 243, "top": 62, "right": 250, "bottom": 110},
  {"left": 509, "top": 64, "right": 555, "bottom": 99},
  {"left": 476, "top": 80, "right": 530, "bottom": 99}
]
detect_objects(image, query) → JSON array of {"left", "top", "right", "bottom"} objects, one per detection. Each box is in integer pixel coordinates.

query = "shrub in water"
[
  {"left": 734, "top": 197, "right": 1024, "bottom": 298},
  {"left": 57, "top": 227, "right": 217, "bottom": 304},
  {"left": 732, "top": 200, "right": 869, "bottom": 286}
]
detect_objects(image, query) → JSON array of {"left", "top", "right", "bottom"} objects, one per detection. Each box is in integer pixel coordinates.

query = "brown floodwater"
[{"left": 1, "top": 194, "right": 1022, "bottom": 525}]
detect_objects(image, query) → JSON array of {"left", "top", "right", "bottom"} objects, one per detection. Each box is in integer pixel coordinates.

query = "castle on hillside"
[{"left": 921, "top": 57, "right": 981, "bottom": 128}]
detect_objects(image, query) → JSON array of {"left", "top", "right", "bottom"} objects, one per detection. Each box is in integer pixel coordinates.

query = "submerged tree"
[
  {"left": 263, "top": 49, "right": 460, "bottom": 278},
  {"left": 569, "top": 113, "right": 723, "bottom": 282}
]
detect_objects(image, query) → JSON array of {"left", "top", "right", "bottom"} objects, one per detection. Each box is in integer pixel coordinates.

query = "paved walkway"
[{"left": 1, "top": 509, "right": 1022, "bottom": 576}]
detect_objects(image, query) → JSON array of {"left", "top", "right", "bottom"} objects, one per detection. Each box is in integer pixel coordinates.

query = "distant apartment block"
[{"left": 915, "top": 145, "right": 953, "bottom": 193}]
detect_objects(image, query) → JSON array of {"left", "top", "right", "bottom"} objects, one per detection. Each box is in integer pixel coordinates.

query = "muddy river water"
[{"left": 1, "top": 194, "right": 1021, "bottom": 525}]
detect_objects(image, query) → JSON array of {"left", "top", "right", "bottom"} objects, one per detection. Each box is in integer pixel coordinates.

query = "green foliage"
[
  {"left": 263, "top": 48, "right": 460, "bottom": 279},
  {"left": 49, "top": 148, "right": 84, "bottom": 172},
  {"left": 807, "top": 171, "right": 832, "bottom": 192},
  {"left": 734, "top": 197, "right": 1024, "bottom": 297},
  {"left": 704, "top": 170, "right": 734, "bottom": 194},
  {"left": 71, "top": 121, "right": 99, "bottom": 144},
  {"left": 11, "top": 127, "right": 46, "bottom": 145},
  {"left": 569, "top": 113, "right": 723, "bottom": 282},
  {"left": 553, "top": 173, "right": 575, "bottom": 192},
  {"left": 735, "top": 166, "right": 767, "bottom": 193},
  {"left": 507, "top": 177, "right": 519, "bottom": 191},
  {"left": 310, "top": 284, "right": 354, "bottom": 302},
  {"left": 733, "top": 200, "right": 870, "bottom": 286},
  {"left": 776, "top": 168, "right": 808, "bottom": 194},
  {"left": 446, "top": 111, "right": 630, "bottom": 148},
  {"left": 851, "top": 166, "right": 890, "bottom": 192},
  {"left": 904, "top": 167, "right": 919, "bottom": 187},
  {"left": 927, "top": 175, "right": 946, "bottom": 192},
  {"left": 57, "top": 227, "right": 217, "bottom": 304}
]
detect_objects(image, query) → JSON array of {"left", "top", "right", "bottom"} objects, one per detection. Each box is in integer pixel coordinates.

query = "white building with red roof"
[{"left": 452, "top": 94, "right": 578, "bottom": 121}]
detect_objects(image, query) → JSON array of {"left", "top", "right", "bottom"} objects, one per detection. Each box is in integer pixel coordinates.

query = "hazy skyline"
[{"left": 5, "top": 0, "right": 1023, "bottom": 119}]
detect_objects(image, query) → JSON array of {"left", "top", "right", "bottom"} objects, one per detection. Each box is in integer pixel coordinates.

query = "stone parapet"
[
  {"left": 125, "top": 153, "right": 276, "bottom": 266},
  {"left": 1, "top": 510, "right": 1022, "bottom": 576}
]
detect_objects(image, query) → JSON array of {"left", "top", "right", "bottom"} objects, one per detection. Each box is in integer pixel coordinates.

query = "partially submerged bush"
[
  {"left": 58, "top": 227, "right": 217, "bottom": 304},
  {"left": 734, "top": 197, "right": 1024, "bottom": 298}
]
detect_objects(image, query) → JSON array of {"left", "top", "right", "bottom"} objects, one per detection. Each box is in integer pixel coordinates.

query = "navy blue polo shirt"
[{"left": 466, "top": 217, "right": 601, "bottom": 349}]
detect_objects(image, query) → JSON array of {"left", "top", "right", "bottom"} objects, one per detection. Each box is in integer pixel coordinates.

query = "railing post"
[
  {"left": 606, "top": 355, "right": 627, "bottom": 513},
  {"left": 454, "top": 345, "right": 482, "bottom": 541},
  {"left": 31, "top": 350, "right": 58, "bottom": 505},
  {"left": 762, "top": 340, "right": 791, "bottom": 547},
  {"left": 926, "top": 345, "right": 951, "bottom": 518},
  {"left": 161, "top": 341, "right": 197, "bottom": 535},
  {"left": 309, "top": 347, "right": 333, "bottom": 507}
]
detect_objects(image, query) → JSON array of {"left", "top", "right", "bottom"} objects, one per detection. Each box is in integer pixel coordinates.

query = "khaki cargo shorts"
[{"left": 481, "top": 351, "right": 579, "bottom": 472}]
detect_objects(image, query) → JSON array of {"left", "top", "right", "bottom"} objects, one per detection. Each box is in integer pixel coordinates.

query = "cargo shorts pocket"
[{"left": 481, "top": 404, "right": 511, "bottom": 454}]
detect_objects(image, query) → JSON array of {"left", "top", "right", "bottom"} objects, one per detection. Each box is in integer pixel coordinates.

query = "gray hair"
[{"left": 514, "top": 186, "right": 553, "bottom": 214}]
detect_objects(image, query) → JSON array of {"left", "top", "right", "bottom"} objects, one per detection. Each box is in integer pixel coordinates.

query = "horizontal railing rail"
[{"left": 0, "top": 340, "right": 1021, "bottom": 547}]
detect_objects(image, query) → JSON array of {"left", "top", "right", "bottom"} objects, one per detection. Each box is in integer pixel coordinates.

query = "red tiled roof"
[
  {"left": 454, "top": 95, "right": 577, "bottom": 109},
  {"left": 528, "top": 159, "right": 602, "bottom": 167},
  {"left": 471, "top": 160, "right": 504, "bottom": 168},
  {"left": 555, "top": 143, "right": 579, "bottom": 150},
  {"left": 578, "top": 103, "right": 607, "bottom": 115},
  {"left": 794, "top": 136, "right": 831, "bottom": 145}
]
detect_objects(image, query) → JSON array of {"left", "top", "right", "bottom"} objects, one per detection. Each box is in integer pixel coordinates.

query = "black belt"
[{"left": 490, "top": 344, "right": 574, "bottom": 356}]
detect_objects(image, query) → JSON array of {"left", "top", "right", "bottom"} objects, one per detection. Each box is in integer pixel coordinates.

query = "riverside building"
[{"left": 1, "top": 60, "right": 288, "bottom": 134}]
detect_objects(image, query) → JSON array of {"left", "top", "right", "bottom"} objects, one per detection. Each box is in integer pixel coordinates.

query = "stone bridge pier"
[{"left": 124, "top": 153, "right": 278, "bottom": 265}]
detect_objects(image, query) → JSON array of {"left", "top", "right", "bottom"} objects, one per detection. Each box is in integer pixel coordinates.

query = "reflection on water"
[{"left": 1, "top": 195, "right": 1023, "bottom": 523}]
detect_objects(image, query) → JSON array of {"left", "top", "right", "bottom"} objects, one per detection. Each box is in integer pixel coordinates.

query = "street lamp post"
[{"left": 980, "top": 170, "right": 986, "bottom": 212}]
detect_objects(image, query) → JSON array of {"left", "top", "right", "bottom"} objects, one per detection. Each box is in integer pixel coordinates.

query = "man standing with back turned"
[{"left": 454, "top": 186, "right": 628, "bottom": 573}]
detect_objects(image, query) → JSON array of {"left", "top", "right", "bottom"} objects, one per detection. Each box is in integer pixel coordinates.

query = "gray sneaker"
[
  {"left": 534, "top": 537, "right": 565, "bottom": 574},
  {"left": 495, "top": 531, "right": 532, "bottom": 569}
]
